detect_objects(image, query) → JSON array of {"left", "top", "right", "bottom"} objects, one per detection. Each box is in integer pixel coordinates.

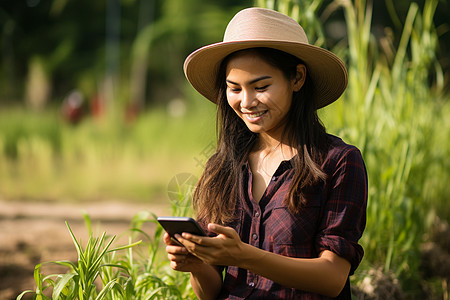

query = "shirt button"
[
  {"left": 249, "top": 282, "right": 255, "bottom": 287},
  {"left": 252, "top": 233, "right": 258, "bottom": 240},
  {"left": 271, "top": 176, "right": 277, "bottom": 181},
  {"left": 254, "top": 211, "right": 260, "bottom": 217}
]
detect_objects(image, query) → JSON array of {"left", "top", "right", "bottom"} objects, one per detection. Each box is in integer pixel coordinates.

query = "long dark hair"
[{"left": 193, "top": 47, "right": 330, "bottom": 225}]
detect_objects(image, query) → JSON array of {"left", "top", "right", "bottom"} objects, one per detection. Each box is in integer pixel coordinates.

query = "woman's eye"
[
  {"left": 256, "top": 85, "right": 269, "bottom": 91},
  {"left": 228, "top": 87, "right": 241, "bottom": 92}
]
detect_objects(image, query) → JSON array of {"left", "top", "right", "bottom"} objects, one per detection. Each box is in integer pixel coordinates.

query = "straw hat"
[{"left": 183, "top": 7, "right": 348, "bottom": 109}]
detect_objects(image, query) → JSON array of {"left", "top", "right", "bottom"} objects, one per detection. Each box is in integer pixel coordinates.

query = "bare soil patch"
[{"left": 0, "top": 200, "right": 168, "bottom": 300}]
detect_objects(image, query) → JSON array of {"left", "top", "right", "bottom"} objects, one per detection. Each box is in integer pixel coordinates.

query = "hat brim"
[{"left": 184, "top": 40, "right": 348, "bottom": 109}]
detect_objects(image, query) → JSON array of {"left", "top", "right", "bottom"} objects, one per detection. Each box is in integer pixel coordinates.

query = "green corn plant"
[
  {"left": 118, "top": 211, "right": 195, "bottom": 299},
  {"left": 17, "top": 209, "right": 195, "bottom": 300},
  {"left": 17, "top": 220, "right": 141, "bottom": 300},
  {"left": 98, "top": 174, "right": 197, "bottom": 299},
  {"left": 16, "top": 169, "right": 199, "bottom": 299}
]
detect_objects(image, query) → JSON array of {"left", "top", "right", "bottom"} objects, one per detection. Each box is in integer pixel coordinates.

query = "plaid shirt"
[{"left": 217, "top": 135, "right": 368, "bottom": 299}]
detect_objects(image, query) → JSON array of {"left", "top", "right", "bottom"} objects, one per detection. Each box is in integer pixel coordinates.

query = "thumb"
[{"left": 208, "top": 223, "right": 236, "bottom": 238}]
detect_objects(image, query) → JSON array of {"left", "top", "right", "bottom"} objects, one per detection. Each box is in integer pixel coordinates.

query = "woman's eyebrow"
[{"left": 226, "top": 76, "right": 272, "bottom": 85}]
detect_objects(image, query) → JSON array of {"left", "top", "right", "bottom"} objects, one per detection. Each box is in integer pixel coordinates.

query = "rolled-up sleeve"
[{"left": 315, "top": 146, "right": 368, "bottom": 275}]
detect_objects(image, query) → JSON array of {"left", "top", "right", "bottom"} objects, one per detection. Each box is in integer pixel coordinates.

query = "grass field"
[
  {"left": 3, "top": 0, "right": 450, "bottom": 298},
  {"left": 0, "top": 99, "right": 216, "bottom": 203}
]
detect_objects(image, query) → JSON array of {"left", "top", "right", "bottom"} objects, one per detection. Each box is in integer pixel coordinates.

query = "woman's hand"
[
  {"left": 175, "top": 223, "right": 250, "bottom": 267},
  {"left": 164, "top": 231, "right": 224, "bottom": 299},
  {"left": 163, "top": 232, "right": 205, "bottom": 273}
]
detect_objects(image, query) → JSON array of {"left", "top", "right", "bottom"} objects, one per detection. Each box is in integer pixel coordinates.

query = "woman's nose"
[{"left": 240, "top": 89, "right": 257, "bottom": 109}]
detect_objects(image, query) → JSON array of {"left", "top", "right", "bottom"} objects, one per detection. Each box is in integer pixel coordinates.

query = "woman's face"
[{"left": 225, "top": 51, "right": 306, "bottom": 138}]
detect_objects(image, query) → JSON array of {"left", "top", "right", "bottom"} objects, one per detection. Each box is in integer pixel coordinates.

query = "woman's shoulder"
[
  {"left": 324, "top": 134, "right": 365, "bottom": 166},
  {"left": 326, "top": 133, "right": 358, "bottom": 148}
]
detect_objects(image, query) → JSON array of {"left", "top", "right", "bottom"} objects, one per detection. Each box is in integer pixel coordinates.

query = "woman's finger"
[
  {"left": 169, "top": 253, "right": 204, "bottom": 271},
  {"left": 166, "top": 244, "right": 189, "bottom": 255},
  {"left": 175, "top": 234, "right": 211, "bottom": 255},
  {"left": 208, "top": 223, "right": 238, "bottom": 238},
  {"left": 163, "top": 232, "right": 176, "bottom": 245},
  {"left": 179, "top": 225, "right": 239, "bottom": 249},
  {"left": 179, "top": 232, "right": 210, "bottom": 246},
  {"left": 168, "top": 253, "right": 187, "bottom": 262}
]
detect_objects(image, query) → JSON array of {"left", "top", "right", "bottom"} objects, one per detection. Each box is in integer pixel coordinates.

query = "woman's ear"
[{"left": 292, "top": 64, "right": 307, "bottom": 92}]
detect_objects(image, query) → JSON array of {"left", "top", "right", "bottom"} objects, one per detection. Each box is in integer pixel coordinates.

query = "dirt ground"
[{"left": 0, "top": 199, "right": 169, "bottom": 300}]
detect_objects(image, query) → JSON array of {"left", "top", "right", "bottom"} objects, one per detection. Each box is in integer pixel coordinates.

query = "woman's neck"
[{"left": 253, "top": 133, "right": 296, "bottom": 160}]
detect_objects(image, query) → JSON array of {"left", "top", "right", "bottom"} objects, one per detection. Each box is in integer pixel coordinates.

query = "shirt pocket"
[{"left": 265, "top": 198, "right": 322, "bottom": 257}]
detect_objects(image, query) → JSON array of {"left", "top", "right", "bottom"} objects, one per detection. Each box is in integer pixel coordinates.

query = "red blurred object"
[
  {"left": 61, "top": 90, "right": 85, "bottom": 124},
  {"left": 90, "top": 94, "right": 105, "bottom": 118},
  {"left": 124, "top": 101, "right": 142, "bottom": 123}
]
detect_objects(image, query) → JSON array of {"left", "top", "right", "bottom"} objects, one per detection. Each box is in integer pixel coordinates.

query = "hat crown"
[{"left": 224, "top": 8, "right": 309, "bottom": 44}]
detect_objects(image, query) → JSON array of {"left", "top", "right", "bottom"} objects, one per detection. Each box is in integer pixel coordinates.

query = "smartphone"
[{"left": 157, "top": 216, "right": 206, "bottom": 246}]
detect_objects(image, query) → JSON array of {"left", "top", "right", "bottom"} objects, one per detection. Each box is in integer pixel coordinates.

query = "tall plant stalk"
[{"left": 334, "top": 0, "right": 443, "bottom": 284}]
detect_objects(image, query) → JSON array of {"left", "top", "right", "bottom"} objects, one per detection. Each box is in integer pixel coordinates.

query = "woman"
[{"left": 164, "top": 7, "right": 367, "bottom": 299}]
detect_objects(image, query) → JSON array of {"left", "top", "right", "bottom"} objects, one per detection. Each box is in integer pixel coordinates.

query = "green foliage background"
[{"left": 1, "top": 0, "right": 449, "bottom": 298}]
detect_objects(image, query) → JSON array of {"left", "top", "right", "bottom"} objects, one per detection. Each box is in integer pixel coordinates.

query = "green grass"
[
  {"left": 0, "top": 100, "right": 216, "bottom": 202},
  {"left": 5, "top": 0, "right": 450, "bottom": 298}
]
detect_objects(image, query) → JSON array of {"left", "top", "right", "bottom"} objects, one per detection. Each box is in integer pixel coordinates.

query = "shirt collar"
[{"left": 241, "top": 156, "right": 294, "bottom": 174}]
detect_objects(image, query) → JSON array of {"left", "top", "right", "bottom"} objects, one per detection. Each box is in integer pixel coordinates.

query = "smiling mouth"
[{"left": 246, "top": 111, "right": 266, "bottom": 118}]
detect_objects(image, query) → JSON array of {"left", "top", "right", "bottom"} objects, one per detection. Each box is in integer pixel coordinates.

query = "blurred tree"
[
  {"left": 0, "top": 0, "right": 106, "bottom": 106},
  {"left": 0, "top": 0, "right": 447, "bottom": 109}
]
